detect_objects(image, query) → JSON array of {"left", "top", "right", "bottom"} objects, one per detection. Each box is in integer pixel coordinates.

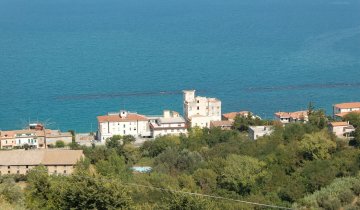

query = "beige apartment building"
[
  {"left": 183, "top": 90, "right": 221, "bottom": 128},
  {"left": 0, "top": 149, "right": 84, "bottom": 175}
]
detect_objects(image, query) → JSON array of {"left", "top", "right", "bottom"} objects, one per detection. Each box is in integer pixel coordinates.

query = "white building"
[
  {"left": 183, "top": 90, "right": 221, "bottom": 128},
  {"left": 149, "top": 110, "right": 187, "bottom": 138},
  {"left": 248, "top": 126, "right": 274, "bottom": 140},
  {"left": 274, "top": 110, "right": 309, "bottom": 124},
  {"left": 333, "top": 102, "right": 360, "bottom": 118},
  {"left": 97, "top": 110, "right": 150, "bottom": 142},
  {"left": 328, "top": 122, "right": 355, "bottom": 139}
]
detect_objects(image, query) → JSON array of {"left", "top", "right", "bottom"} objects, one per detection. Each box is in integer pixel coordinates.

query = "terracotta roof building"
[
  {"left": 0, "top": 149, "right": 84, "bottom": 175},
  {"left": 328, "top": 121, "right": 355, "bottom": 139},
  {"left": 274, "top": 110, "right": 309, "bottom": 124},
  {"left": 333, "top": 102, "right": 360, "bottom": 118},
  {"left": 222, "top": 111, "right": 252, "bottom": 121},
  {"left": 97, "top": 110, "right": 151, "bottom": 142},
  {"left": 210, "top": 121, "right": 233, "bottom": 130}
]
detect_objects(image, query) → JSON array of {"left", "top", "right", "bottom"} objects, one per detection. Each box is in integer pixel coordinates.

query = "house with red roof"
[{"left": 333, "top": 102, "right": 360, "bottom": 118}]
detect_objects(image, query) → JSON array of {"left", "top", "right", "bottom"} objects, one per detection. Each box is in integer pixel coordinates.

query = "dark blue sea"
[{"left": 1, "top": 0, "right": 360, "bottom": 132}]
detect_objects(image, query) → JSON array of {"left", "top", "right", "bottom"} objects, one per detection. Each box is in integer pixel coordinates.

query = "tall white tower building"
[{"left": 183, "top": 90, "right": 221, "bottom": 128}]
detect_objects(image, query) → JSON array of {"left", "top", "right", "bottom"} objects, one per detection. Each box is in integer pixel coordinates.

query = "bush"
[
  {"left": 55, "top": 140, "right": 65, "bottom": 148},
  {"left": 320, "top": 197, "right": 341, "bottom": 210},
  {"left": 338, "top": 189, "right": 354, "bottom": 204}
]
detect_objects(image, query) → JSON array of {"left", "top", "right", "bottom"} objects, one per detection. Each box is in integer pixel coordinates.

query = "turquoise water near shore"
[{"left": 0, "top": 0, "right": 360, "bottom": 132}]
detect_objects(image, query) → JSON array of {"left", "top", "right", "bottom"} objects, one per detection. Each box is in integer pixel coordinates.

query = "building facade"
[
  {"left": 328, "top": 122, "right": 355, "bottom": 139},
  {"left": 0, "top": 149, "right": 84, "bottom": 175},
  {"left": 97, "top": 110, "right": 150, "bottom": 142},
  {"left": 149, "top": 110, "right": 187, "bottom": 138},
  {"left": 333, "top": 102, "right": 360, "bottom": 118},
  {"left": 183, "top": 90, "right": 221, "bottom": 128},
  {"left": 248, "top": 126, "right": 274, "bottom": 140}
]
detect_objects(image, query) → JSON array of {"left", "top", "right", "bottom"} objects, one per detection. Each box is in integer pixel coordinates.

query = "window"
[
  {"left": 197, "top": 100, "right": 199, "bottom": 103},
  {"left": 54, "top": 170, "right": 57, "bottom": 174},
  {"left": 8, "top": 171, "right": 10, "bottom": 174},
  {"left": 7, "top": 166, "right": 10, "bottom": 169},
  {"left": 123, "top": 124, "right": 126, "bottom": 128},
  {"left": 197, "top": 106, "right": 199, "bottom": 110},
  {"left": 17, "top": 170, "right": 19, "bottom": 174},
  {"left": 123, "top": 131, "right": 125, "bottom": 135},
  {"left": 64, "top": 170, "right": 67, "bottom": 174}
]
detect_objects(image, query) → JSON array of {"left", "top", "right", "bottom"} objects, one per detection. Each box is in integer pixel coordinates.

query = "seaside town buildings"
[
  {"left": 0, "top": 149, "right": 84, "bottom": 175},
  {"left": 333, "top": 102, "right": 360, "bottom": 118},
  {"left": 97, "top": 110, "right": 188, "bottom": 141},
  {"left": 274, "top": 110, "right": 309, "bottom": 124},
  {"left": 183, "top": 90, "right": 221, "bottom": 128},
  {"left": 248, "top": 126, "right": 274, "bottom": 140},
  {"left": 0, "top": 124, "right": 72, "bottom": 149},
  {"left": 328, "top": 122, "right": 355, "bottom": 139},
  {"left": 149, "top": 110, "right": 187, "bottom": 138}
]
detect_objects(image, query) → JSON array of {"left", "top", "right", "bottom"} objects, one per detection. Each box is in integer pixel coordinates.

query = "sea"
[{"left": 0, "top": 0, "right": 359, "bottom": 132}]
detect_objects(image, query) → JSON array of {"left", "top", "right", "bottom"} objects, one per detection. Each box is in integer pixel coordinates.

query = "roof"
[
  {"left": 275, "top": 110, "right": 308, "bottom": 119},
  {"left": 210, "top": 121, "right": 233, "bottom": 127},
  {"left": 334, "top": 102, "right": 360, "bottom": 109},
  {"left": 329, "top": 122, "right": 350, "bottom": 127},
  {"left": 222, "top": 111, "right": 250, "bottom": 120},
  {"left": 0, "top": 149, "right": 84, "bottom": 166},
  {"left": 335, "top": 111, "right": 360, "bottom": 118},
  {"left": 158, "top": 117, "right": 186, "bottom": 124},
  {"left": 97, "top": 113, "right": 148, "bottom": 123},
  {"left": 0, "top": 129, "right": 71, "bottom": 140},
  {"left": 249, "top": 126, "right": 274, "bottom": 132}
]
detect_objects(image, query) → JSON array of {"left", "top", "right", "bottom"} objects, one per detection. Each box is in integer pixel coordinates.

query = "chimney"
[{"left": 163, "top": 110, "right": 171, "bottom": 118}]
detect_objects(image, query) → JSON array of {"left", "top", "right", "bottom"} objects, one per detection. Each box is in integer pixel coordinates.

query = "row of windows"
[
  {"left": 0, "top": 170, "right": 67, "bottom": 175},
  {"left": 4, "top": 165, "right": 68, "bottom": 169}
]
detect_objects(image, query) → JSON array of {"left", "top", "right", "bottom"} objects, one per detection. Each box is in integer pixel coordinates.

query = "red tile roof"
[
  {"left": 222, "top": 111, "right": 250, "bottom": 120},
  {"left": 334, "top": 102, "right": 360, "bottom": 109},
  {"left": 329, "top": 122, "right": 349, "bottom": 127},
  {"left": 335, "top": 111, "right": 360, "bottom": 118},
  {"left": 97, "top": 113, "right": 148, "bottom": 123},
  {"left": 210, "top": 120, "right": 233, "bottom": 127},
  {"left": 275, "top": 111, "right": 308, "bottom": 119}
]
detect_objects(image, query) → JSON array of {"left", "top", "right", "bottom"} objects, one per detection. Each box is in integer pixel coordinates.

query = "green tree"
[
  {"left": 165, "top": 193, "right": 215, "bottom": 210},
  {"left": 55, "top": 140, "right": 65, "bottom": 148},
  {"left": 343, "top": 112, "right": 360, "bottom": 128},
  {"left": 25, "top": 166, "right": 51, "bottom": 209},
  {"left": 58, "top": 174, "right": 132, "bottom": 210},
  {"left": 193, "top": 169, "right": 217, "bottom": 193},
  {"left": 106, "top": 135, "right": 122, "bottom": 149},
  {"left": 219, "top": 155, "right": 267, "bottom": 195},
  {"left": 308, "top": 109, "right": 328, "bottom": 130},
  {"left": 0, "top": 177, "right": 23, "bottom": 204},
  {"left": 299, "top": 131, "right": 336, "bottom": 160},
  {"left": 95, "top": 151, "right": 131, "bottom": 180}
]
